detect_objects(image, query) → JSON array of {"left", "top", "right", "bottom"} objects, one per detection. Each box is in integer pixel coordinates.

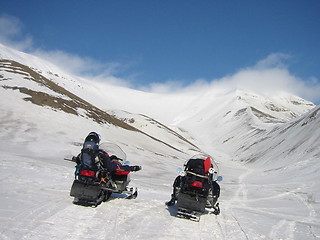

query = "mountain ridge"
[{"left": 0, "top": 43, "right": 317, "bottom": 161}]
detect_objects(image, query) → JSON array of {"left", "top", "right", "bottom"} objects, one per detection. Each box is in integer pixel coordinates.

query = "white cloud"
[
  {"left": 141, "top": 77, "right": 214, "bottom": 94},
  {"left": 0, "top": 14, "right": 130, "bottom": 87},
  {"left": 145, "top": 54, "right": 320, "bottom": 104},
  {"left": 208, "top": 55, "right": 320, "bottom": 103},
  {"left": 254, "top": 53, "right": 291, "bottom": 70},
  {"left": 141, "top": 80, "right": 184, "bottom": 93},
  {"left": 32, "top": 49, "right": 128, "bottom": 84},
  {"left": 0, "top": 14, "right": 33, "bottom": 51}
]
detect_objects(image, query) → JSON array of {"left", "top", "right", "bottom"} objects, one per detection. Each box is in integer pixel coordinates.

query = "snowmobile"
[
  {"left": 174, "top": 154, "right": 222, "bottom": 222},
  {"left": 69, "top": 143, "right": 138, "bottom": 207}
]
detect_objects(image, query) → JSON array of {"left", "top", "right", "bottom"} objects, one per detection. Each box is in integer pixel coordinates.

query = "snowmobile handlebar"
[{"left": 64, "top": 157, "right": 76, "bottom": 162}]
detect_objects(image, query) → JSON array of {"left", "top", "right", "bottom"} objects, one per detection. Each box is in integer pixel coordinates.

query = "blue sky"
[{"left": 1, "top": 0, "right": 320, "bottom": 102}]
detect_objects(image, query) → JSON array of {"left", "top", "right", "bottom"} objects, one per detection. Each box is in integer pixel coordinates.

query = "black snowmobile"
[
  {"left": 171, "top": 154, "right": 222, "bottom": 221},
  {"left": 69, "top": 143, "right": 138, "bottom": 207}
]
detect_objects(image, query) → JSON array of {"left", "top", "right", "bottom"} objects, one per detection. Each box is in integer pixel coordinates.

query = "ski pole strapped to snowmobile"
[
  {"left": 69, "top": 142, "right": 140, "bottom": 207},
  {"left": 174, "top": 154, "right": 222, "bottom": 221}
]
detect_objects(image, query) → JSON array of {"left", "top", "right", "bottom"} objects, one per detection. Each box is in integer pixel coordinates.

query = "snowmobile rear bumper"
[
  {"left": 177, "top": 193, "right": 207, "bottom": 212},
  {"left": 70, "top": 180, "right": 101, "bottom": 202}
]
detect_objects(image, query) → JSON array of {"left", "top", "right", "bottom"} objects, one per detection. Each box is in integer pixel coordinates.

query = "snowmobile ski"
[{"left": 125, "top": 187, "right": 138, "bottom": 199}]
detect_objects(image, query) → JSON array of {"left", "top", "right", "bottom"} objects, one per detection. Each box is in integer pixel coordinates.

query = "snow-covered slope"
[
  {"left": 237, "top": 105, "right": 320, "bottom": 165},
  {"left": 170, "top": 88, "right": 315, "bottom": 156},
  {"left": 1, "top": 43, "right": 319, "bottom": 239},
  {"left": 0, "top": 58, "right": 200, "bottom": 159}
]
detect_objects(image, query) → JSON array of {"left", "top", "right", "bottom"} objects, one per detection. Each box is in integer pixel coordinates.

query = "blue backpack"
[{"left": 80, "top": 141, "right": 99, "bottom": 170}]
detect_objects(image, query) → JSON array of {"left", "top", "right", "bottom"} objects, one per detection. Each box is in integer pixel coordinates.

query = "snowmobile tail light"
[
  {"left": 190, "top": 181, "right": 203, "bottom": 188},
  {"left": 79, "top": 169, "right": 96, "bottom": 177},
  {"left": 115, "top": 171, "right": 130, "bottom": 175}
]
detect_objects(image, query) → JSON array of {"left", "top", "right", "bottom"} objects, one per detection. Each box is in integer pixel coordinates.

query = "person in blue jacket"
[{"left": 74, "top": 132, "right": 141, "bottom": 173}]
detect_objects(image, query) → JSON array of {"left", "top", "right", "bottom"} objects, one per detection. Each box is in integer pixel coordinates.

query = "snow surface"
[{"left": 1, "top": 43, "right": 320, "bottom": 239}]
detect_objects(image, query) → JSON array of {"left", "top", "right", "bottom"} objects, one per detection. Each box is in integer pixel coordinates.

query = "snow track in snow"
[{"left": 1, "top": 147, "right": 320, "bottom": 239}]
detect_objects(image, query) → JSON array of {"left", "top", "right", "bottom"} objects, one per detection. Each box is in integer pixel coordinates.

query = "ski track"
[
  {"left": 269, "top": 219, "right": 295, "bottom": 240},
  {"left": 0, "top": 196, "right": 70, "bottom": 240},
  {"left": 220, "top": 163, "right": 320, "bottom": 240},
  {"left": 98, "top": 197, "right": 224, "bottom": 240},
  {"left": 266, "top": 185, "right": 320, "bottom": 240},
  {"left": 1, "top": 191, "right": 226, "bottom": 240},
  {"left": 218, "top": 165, "right": 253, "bottom": 240},
  {"left": 1, "top": 152, "right": 320, "bottom": 239}
]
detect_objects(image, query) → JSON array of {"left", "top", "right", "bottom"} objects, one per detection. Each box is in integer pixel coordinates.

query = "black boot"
[
  {"left": 213, "top": 203, "right": 220, "bottom": 215},
  {"left": 165, "top": 195, "right": 176, "bottom": 206}
]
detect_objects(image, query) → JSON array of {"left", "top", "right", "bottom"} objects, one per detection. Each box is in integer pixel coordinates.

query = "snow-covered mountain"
[
  {"left": 1, "top": 43, "right": 319, "bottom": 239},
  {"left": 0, "top": 57, "right": 200, "bottom": 160}
]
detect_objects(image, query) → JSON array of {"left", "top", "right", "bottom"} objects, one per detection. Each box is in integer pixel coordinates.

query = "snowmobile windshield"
[
  {"left": 99, "top": 142, "right": 127, "bottom": 163},
  {"left": 184, "top": 153, "right": 219, "bottom": 179}
]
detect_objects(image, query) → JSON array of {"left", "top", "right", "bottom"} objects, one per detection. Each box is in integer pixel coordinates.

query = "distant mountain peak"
[{"left": 233, "top": 88, "right": 315, "bottom": 123}]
